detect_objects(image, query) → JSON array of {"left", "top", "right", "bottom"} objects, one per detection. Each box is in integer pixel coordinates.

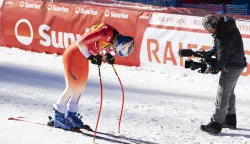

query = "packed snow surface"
[{"left": 0, "top": 47, "right": 249, "bottom": 144}]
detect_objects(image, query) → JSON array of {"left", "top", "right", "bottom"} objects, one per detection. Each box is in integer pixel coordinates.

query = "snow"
[{"left": 0, "top": 47, "right": 249, "bottom": 144}]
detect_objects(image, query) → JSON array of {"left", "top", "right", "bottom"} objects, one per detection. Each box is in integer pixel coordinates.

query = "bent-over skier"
[{"left": 53, "top": 23, "right": 134, "bottom": 131}]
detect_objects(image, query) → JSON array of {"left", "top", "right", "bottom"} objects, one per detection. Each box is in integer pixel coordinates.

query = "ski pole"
[
  {"left": 112, "top": 64, "right": 125, "bottom": 134},
  {"left": 93, "top": 65, "right": 103, "bottom": 143}
]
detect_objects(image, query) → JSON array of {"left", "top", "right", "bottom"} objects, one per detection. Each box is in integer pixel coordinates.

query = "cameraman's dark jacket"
[{"left": 211, "top": 16, "right": 247, "bottom": 70}]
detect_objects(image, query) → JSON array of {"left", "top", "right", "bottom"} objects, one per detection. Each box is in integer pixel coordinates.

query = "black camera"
[{"left": 178, "top": 49, "right": 217, "bottom": 74}]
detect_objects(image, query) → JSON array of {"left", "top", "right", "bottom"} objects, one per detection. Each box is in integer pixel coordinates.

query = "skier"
[{"left": 52, "top": 23, "right": 134, "bottom": 131}]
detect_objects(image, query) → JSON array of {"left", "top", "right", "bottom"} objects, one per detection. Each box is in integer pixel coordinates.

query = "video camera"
[{"left": 178, "top": 49, "right": 217, "bottom": 74}]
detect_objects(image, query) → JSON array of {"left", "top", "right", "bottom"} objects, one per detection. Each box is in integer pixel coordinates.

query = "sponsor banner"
[
  {"left": 0, "top": 0, "right": 4, "bottom": 46},
  {"left": 140, "top": 26, "right": 250, "bottom": 84},
  {"left": 1, "top": 0, "right": 140, "bottom": 66},
  {"left": 149, "top": 13, "right": 205, "bottom": 30},
  {"left": 2, "top": 0, "right": 250, "bottom": 73},
  {"left": 97, "top": 7, "right": 140, "bottom": 66},
  {"left": 135, "top": 11, "right": 153, "bottom": 64},
  {"left": 149, "top": 13, "right": 250, "bottom": 36},
  {"left": 19, "top": 0, "right": 41, "bottom": 9},
  {"left": 235, "top": 20, "right": 250, "bottom": 36},
  {"left": 2, "top": 0, "right": 54, "bottom": 53}
]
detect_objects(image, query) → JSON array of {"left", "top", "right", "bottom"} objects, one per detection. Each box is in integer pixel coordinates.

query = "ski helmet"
[{"left": 113, "top": 35, "right": 134, "bottom": 57}]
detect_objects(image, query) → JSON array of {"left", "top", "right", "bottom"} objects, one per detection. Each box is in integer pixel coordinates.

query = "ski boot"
[
  {"left": 65, "top": 111, "right": 84, "bottom": 129},
  {"left": 54, "top": 110, "right": 73, "bottom": 131}
]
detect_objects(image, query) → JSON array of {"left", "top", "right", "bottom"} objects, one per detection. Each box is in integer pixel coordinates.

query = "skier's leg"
[
  {"left": 63, "top": 44, "right": 89, "bottom": 128},
  {"left": 67, "top": 93, "right": 81, "bottom": 113},
  {"left": 53, "top": 42, "right": 78, "bottom": 114},
  {"left": 66, "top": 56, "right": 89, "bottom": 113},
  {"left": 53, "top": 42, "right": 87, "bottom": 130},
  {"left": 66, "top": 93, "right": 84, "bottom": 128},
  {"left": 53, "top": 86, "right": 74, "bottom": 114}
]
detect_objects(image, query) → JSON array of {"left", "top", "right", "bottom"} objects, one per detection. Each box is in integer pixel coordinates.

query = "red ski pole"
[
  {"left": 93, "top": 65, "right": 103, "bottom": 143},
  {"left": 112, "top": 65, "right": 125, "bottom": 134}
]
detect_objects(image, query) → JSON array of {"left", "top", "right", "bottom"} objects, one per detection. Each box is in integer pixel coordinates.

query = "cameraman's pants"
[{"left": 212, "top": 67, "right": 244, "bottom": 123}]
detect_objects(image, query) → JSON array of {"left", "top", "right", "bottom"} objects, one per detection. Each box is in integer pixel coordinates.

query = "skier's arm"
[
  {"left": 76, "top": 41, "right": 91, "bottom": 58},
  {"left": 77, "top": 28, "right": 104, "bottom": 57}
]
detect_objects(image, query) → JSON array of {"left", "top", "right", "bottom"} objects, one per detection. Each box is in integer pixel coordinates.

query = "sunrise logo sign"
[{"left": 14, "top": 19, "right": 34, "bottom": 45}]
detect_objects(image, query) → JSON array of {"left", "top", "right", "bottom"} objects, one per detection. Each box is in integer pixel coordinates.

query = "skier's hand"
[
  {"left": 104, "top": 53, "right": 115, "bottom": 65},
  {"left": 87, "top": 54, "right": 103, "bottom": 66}
]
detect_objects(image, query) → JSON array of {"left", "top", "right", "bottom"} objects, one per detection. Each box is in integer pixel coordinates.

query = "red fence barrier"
[
  {"left": 1, "top": 0, "right": 143, "bottom": 66},
  {"left": 1, "top": 0, "right": 250, "bottom": 80}
]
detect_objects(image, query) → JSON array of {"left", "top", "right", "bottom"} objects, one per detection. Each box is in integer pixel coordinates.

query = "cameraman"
[{"left": 200, "top": 15, "right": 247, "bottom": 134}]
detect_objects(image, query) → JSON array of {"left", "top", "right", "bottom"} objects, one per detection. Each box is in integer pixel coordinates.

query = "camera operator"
[{"left": 200, "top": 14, "right": 247, "bottom": 134}]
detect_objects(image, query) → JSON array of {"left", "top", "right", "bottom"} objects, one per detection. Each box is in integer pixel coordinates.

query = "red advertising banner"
[
  {"left": 1, "top": 0, "right": 250, "bottom": 72},
  {"left": 1, "top": 0, "right": 140, "bottom": 66}
]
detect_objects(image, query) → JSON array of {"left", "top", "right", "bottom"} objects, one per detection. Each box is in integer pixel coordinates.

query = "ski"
[
  {"left": 47, "top": 116, "right": 148, "bottom": 144},
  {"left": 47, "top": 116, "right": 94, "bottom": 132},
  {"left": 8, "top": 116, "right": 134, "bottom": 144},
  {"left": 46, "top": 116, "right": 154, "bottom": 144}
]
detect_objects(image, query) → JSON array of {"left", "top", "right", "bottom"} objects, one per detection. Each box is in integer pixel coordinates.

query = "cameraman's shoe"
[
  {"left": 200, "top": 118, "right": 222, "bottom": 134},
  {"left": 222, "top": 114, "right": 237, "bottom": 129}
]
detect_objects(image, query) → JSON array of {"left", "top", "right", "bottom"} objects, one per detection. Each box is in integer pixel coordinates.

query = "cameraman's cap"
[{"left": 202, "top": 15, "right": 219, "bottom": 31}]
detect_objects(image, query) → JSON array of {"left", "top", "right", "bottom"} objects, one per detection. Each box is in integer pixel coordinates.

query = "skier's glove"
[
  {"left": 87, "top": 54, "right": 103, "bottom": 66},
  {"left": 104, "top": 53, "right": 115, "bottom": 65}
]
